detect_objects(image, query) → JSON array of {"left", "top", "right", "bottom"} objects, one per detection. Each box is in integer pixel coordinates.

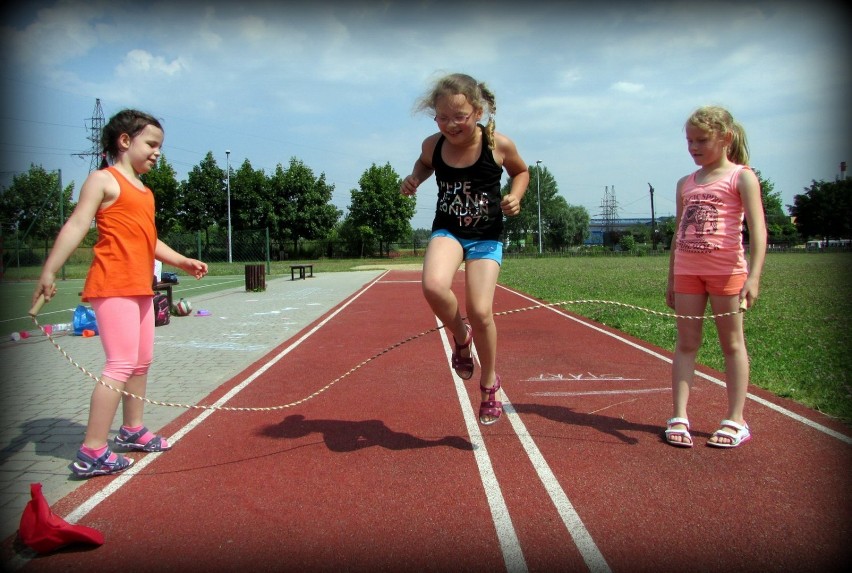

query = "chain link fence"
[{"left": 2, "top": 227, "right": 433, "bottom": 279}]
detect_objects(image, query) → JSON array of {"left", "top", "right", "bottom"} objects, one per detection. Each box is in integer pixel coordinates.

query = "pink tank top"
[{"left": 674, "top": 165, "right": 749, "bottom": 276}]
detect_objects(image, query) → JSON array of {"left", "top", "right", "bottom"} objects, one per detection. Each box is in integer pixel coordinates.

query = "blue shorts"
[{"left": 430, "top": 229, "right": 503, "bottom": 265}]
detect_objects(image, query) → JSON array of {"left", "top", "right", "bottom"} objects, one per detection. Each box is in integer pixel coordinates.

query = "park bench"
[{"left": 290, "top": 264, "right": 314, "bottom": 280}]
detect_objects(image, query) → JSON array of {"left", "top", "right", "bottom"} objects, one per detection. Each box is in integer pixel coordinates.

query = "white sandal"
[
  {"left": 664, "top": 417, "right": 693, "bottom": 448},
  {"left": 707, "top": 419, "right": 751, "bottom": 448}
]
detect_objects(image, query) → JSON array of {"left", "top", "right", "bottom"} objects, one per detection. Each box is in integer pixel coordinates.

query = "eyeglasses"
[{"left": 434, "top": 112, "right": 473, "bottom": 125}]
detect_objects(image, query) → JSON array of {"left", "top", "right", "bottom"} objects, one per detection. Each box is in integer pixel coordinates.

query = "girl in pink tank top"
[{"left": 664, "top": 106, "right": 767, "bottom": 449}]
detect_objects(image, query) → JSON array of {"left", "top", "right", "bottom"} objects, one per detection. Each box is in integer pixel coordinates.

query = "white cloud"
[
  {"left": 611, "top": 82, "right": 645, "bottom": 94},
  {"left": 115, "top": 49, "right": 187, "bottom": 77}
]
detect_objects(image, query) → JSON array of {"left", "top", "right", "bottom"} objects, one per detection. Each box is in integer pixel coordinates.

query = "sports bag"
[
  {"left": 153, "top": 293, "right": 170, "bottom": 326},
  {"left": 72, "top": 305, "right": 98, "bottom": 336}
]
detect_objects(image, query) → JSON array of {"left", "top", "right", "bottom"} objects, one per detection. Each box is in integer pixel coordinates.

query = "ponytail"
[
  {"left": 479, "top": 82, "right": 497, "bottom": 150},
  {"left": 727, "top": 121, "right": 749, "bottom": 165}
]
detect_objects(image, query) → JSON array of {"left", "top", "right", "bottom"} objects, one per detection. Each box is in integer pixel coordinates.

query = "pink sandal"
[
  {"left": 479, "top": 375, "right": 503, "bottom": 425},
  {"left": 452, "top": 324, "right": 474, "bottom": 380}
]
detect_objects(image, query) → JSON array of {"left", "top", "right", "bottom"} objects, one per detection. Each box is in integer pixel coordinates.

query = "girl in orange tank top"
[{"left": 33, "top": 110, "right": 208, "bottom": 478}]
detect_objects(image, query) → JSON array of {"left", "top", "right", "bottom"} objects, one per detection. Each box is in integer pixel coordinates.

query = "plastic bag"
[{"left": 72, "top": 305, "right": 99, "bottom": 336}]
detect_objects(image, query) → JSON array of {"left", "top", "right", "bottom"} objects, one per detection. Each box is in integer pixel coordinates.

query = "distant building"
[{"left": 586, "top": 217, "right": 654, "bottom": 245}]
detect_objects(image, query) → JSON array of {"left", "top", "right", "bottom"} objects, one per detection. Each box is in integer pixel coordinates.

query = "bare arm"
[
  {"left": 665, "top": 176, "right": 688, "bottom": 309},
  {"left": 155, "top": 240, "right": 208, "bottom": 280},
  {"left": 739, "top": 168, "right": 767, "bottom": 308},
  {"left": 496, "top": 133, "right": 529, "bottom": 216},
  {"left": 400, "top": 134, "right": 438, "bottom": 196},
  {"left": 32, "top": 171, "right": 112, "bottom": 305}
]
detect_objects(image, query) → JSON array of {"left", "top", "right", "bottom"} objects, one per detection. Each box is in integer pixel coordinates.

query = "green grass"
[{"left": 3, "top": 252, "right": 850, "bottom": 423}]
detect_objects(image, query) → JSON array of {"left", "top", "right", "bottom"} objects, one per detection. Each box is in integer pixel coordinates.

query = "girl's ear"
[{"left": 117, "top": 132, "right": 132, "bottom": 152}]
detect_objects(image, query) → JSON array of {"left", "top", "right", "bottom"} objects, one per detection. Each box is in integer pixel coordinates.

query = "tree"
[
  {"left": 504, "top": 164, "right": 557, "bottom": 250},
  {"left": 547, "top": 200, "right": 589, "bottom": 249},
  {"left": 0, "top": 165, "right": 75, "bottom": 249},
  {"left": 182, "top": 152, "right": 226, "bottom": 240},
  {"left": 276, "top": 158, "right": 340, "bottom": 254},
  {"left": 789, "top": 178, "right": 852, "bottom": 241},
  {"left": 503, "top": 164, "right": 586, "bottom": 252},
  {"left": 141, "top": 154, "right": 181, "bottom": 235},
  {"left": 347, "top": 163, "right": 415, "bottom": 256},
  {"left": 230, "top": 159, "right": 271, "bottom": 231},
  {"left": 753, "top": 169, "right": 797, "bottom": 245},
  {"left": 266, "top": 163, "right": 298, "bottom": 249}
]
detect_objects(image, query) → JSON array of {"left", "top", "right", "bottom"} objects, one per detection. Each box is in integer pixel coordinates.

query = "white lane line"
[
  {"left": 499, "top": 285, "right": 852, "bottom": 445},
  {"left": 438, "top": 315, "right": 609, "bottom": 573},
  {"left": 64, "top": 271, "right": 391, "bottom": 525},
  {"left": 503, "top": 399, "right": 612, "bottom": 573},
  {"left": 530, "top": 387, "right": 670, "bottom": 397},
  {"left": 437, "top": 320, "right": 528, "bottom": 573}
]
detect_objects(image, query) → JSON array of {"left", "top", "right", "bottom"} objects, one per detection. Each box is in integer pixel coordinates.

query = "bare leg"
[
  {"left": 669, "top": 293, "right": 708, "bottom": 445},
  {"left": 707, "top": 294, "right": 749, "bottom": 445},
  {"left": 122, "top": 373, "right": 148, "bottom": 428},
  {"left": 464, "top": 258, "right": 501, "bottom": 423},
  {"left": 82, "top": 377, "right": 124, "bottom": 449},
  {"left": 421, "top": 236, "right": 469, "bottom": 348}
]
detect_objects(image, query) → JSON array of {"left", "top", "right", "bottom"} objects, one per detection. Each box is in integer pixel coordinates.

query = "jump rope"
[{"left": 28, "top": 293, "right": 747, "bottom": 413}]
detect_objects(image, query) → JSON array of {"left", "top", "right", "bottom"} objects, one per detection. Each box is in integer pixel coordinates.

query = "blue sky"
[{"left": 1, "top": 0, "right": 849, "bottom": 231}]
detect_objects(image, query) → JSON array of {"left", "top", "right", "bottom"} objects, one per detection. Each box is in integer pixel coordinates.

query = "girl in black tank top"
[{"left": 399, "top": 73, "right": 529, "bottom": 426}]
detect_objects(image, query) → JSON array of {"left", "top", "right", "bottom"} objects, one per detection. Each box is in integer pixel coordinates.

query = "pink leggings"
[{"left": 90, "top": 296, "right": 154, "bottom": 382}]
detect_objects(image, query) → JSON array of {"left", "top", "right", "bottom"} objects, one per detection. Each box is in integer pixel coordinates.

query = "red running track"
[{"left": 5, "top": 270, "right": 851, "bottom": 572}]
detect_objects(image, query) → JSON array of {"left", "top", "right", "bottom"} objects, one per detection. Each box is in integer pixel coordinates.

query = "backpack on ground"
[{"left": 153, "top": 293, "right": 170, "bottom": 327}]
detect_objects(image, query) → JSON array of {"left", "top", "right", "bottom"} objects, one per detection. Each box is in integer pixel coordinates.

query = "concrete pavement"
[{"left": 0, "top": 269, "right": 386, "bottom": 542}]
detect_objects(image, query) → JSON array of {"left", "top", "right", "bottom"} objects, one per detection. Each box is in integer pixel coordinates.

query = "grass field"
[{"left": 2, "top": 252, "right": 850, "bottom": 423}]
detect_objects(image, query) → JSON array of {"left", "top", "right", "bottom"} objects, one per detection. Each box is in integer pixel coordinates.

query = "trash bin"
[{"left": 245, "top": 264, "right": 266, "bottom": 292}]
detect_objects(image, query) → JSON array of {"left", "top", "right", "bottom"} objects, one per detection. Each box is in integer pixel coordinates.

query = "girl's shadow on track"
[
  {"left": 511, "top": 403, "right": 666, "bottom": 444},
  {"left": 257, "top": 414, "right": 473, "bottom": 453}
]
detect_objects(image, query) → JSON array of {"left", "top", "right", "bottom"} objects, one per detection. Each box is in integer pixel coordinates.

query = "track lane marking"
[
  {"left": 437, "top": 312, "right": 611, "bottom": 573},
  {"left": 437, "top": 319, "right": 528, "bottom": 573}
]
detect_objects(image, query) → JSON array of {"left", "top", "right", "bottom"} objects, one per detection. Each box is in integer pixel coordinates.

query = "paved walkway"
[{"left": 0, "top": 270, "right": 383, "bottom": 541}]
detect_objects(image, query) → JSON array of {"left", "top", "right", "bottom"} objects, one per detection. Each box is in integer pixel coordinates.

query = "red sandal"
[
  {"left": 452, "top": 324, "right": 474, "bottom": 380},
  {"left": 479, "top": 375, "right": 503, "bottom": 425}
]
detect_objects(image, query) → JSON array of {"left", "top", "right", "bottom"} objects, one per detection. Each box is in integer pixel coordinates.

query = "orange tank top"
[{"left": 81, "top": 167, "right": 157, "bottom": 301}]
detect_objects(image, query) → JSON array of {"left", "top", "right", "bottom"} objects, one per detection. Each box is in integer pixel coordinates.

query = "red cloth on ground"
[{"left": 18, "top": 483, "right": 104, "bottom": 553}]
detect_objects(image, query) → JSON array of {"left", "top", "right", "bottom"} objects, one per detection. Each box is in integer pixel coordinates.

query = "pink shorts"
[
  {"left": 90, "top": 296, "right": 155, "bottom": 381},
  {"left": 673, "top": 273, "right": 746, "bottom": 296}
]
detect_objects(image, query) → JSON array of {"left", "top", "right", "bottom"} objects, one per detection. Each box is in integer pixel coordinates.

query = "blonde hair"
[
  {"left": 685, "top": 105, "right": 749, "bottom": 165},
  {"left": 414, "top": 73, "right": 497, "bottom": 149}
]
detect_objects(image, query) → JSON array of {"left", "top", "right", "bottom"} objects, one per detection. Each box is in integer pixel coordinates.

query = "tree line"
[{"left": 1, "top": 155, "right": 846, "bottom": 265}]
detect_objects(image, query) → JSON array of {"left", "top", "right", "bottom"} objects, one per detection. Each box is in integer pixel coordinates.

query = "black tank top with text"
[{"left": 431, "top": 125, "right": 504, "bottom": 241}]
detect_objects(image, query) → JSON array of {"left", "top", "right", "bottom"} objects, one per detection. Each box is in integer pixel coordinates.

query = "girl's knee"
[{"left": 466, "top": 309, "right": 494, "bottom": 331}]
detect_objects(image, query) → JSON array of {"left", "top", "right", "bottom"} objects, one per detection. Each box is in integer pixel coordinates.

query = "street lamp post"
[
  {"left": 536, "top": 160, "right": 542, "bottom": 254},
  {"left": 226, "top": 150, "right": 232, "bottom": 264}
]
